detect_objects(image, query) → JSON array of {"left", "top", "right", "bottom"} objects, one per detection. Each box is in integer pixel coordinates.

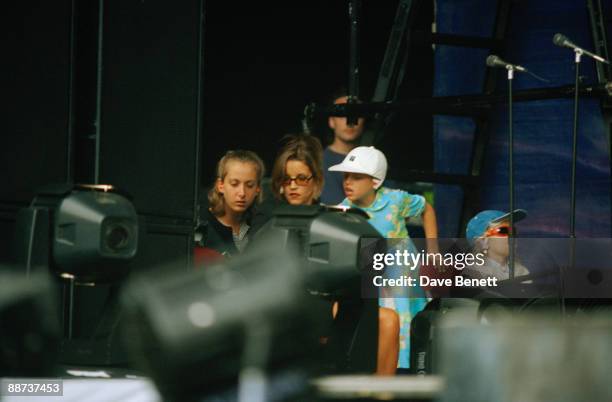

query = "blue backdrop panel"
[
  {"left": 433, "top": 0, "right": 497, "bottom": 236},
  {"left": 434, "top": 0, "right": 611, "bottom": 237}
]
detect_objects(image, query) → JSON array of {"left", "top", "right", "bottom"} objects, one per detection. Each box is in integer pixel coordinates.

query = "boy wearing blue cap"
[
  {"left": 464, "top": 209, "right": 530, "bottom": 280},
  {"left": 329, "top": 146, "right": 438, "bottom": 370}
]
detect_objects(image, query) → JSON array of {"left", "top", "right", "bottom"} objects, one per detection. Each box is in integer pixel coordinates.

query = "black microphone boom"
[
  {"left": 552, "top": 33, "right": 609, "bottom": 64},
  {"left": 486, "top": 55, "right": 527, "bottom": 72}
]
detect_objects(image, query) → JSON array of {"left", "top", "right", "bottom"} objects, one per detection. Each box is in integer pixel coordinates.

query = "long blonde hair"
[
  {"left": 271, "top": 133, "right": 324, "bottom": 202},
  {"left": 208, "top": 150, "right": 265, "bottom": 217}
]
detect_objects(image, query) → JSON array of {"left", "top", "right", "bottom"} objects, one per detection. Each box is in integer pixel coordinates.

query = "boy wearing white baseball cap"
[
  {"left": 328, "top": 146, "right": 437, "bottom": 239},
  {"left": 329, "top": 146, "right": 438, "bottom": 370}
]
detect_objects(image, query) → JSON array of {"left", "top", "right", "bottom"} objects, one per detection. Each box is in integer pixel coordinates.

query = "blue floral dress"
[{"left": 340, "top": 187, "right": 428, "bottom": 368}]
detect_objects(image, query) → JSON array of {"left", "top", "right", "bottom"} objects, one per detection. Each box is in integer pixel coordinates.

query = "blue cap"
[{"left": 466, "top": 209, "right": 527, "bottom": 244}]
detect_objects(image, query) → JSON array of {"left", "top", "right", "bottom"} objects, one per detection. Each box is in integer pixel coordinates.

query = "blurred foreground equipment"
[
  {"left": 312, "top": 375, "right": 444, "bottom": 401},
  {"left": 255, "top": 204, "right": 380, "bottom": 297},
  {"left": 122, "top": 239, "right": 322, "bottom": 401},
  {"left": 0, "top": 271, "right": 60, "bottom": 376},
  {"left": 255, "top": 205, "right": 384, "bottom": 373},
  {"left": 439, "top": 311, "right": 612, "bottom": 402}
]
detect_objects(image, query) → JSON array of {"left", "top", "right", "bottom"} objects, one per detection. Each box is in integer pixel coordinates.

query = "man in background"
[{"left": 320, "top": 90, "right": 365, "bottom": 204}]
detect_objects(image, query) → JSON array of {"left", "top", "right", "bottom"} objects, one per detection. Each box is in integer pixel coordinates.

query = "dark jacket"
[{"left": 196, "top": 208, "right": 270, "bottom": 259}]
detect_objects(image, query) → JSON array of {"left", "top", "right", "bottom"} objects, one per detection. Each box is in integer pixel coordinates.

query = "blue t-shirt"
[{"left": 321, "top": 148, "right": 347, "bottom": 205}]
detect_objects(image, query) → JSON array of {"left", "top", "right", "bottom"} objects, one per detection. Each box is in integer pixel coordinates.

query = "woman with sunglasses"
[
  {"left": 270, "top": 133, "right": 401, "bottom": 376},
  {"left": 464, "top": 209, "right": 530, "bottom": 280}
]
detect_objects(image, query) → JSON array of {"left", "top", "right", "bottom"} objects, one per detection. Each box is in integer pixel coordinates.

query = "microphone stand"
[
  {"left": 507, "top": 67, "right": 516, "bottom": 280},
  {"left": 487, "top": 56, "right": 548, "bottom": 281},
  {"left": 564, "top": 49, "right": 583, "bottom": 316},
  {"left": 552, "top": 33, "right": 609, "bottom": 315},
  {"left": 570, "top": 50, "right": 581, "bottom": 240}
]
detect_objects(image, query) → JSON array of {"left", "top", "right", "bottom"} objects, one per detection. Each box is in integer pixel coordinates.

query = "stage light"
[
  {"left": 15, "top": 184, "right": 138, "bottom": 283},
  {"left": 253, "top": 205, "right": 384, "bottom": 375},
  {"left": 52, "top": 187, "right": 138, "bottom": 282},
  {"left": 254, "top": 204, "right": 382, "bottom": 297},
  {"left": 121, "top": 239, "right": 322, "bottom": 400}
]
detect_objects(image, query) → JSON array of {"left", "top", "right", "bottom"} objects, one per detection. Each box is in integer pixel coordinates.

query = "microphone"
[
  {"left": 552, "top": 33, "right": 609, "bottom": 64},
  {"left": 486, "top": 55, "right": 550, "bottom": 83},
  {"left": 486, "top": 55, "right": 527, "bottom": 72}
]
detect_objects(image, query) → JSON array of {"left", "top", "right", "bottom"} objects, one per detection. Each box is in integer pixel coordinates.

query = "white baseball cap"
[{"left": 328, "top": 146, "right": 388, "bottom": 188}]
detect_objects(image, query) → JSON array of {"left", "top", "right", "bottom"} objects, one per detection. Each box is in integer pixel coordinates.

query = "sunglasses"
[
  {"left": 485, "top": 225, "right": 516, "bottom": 237},
  {"left": 282, "top": 174, "right": 313, "bottom": 186}
]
